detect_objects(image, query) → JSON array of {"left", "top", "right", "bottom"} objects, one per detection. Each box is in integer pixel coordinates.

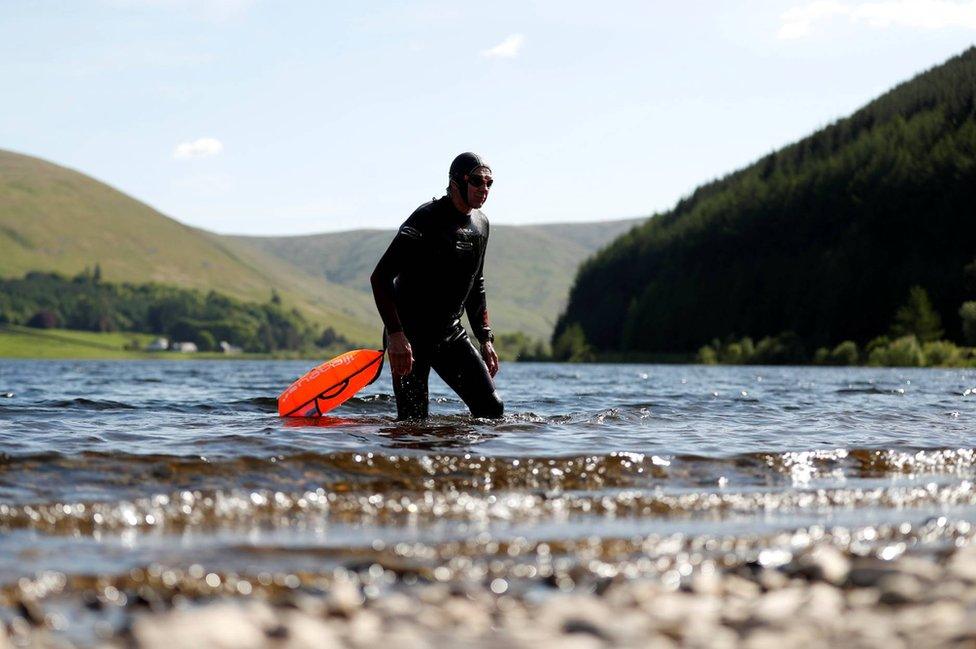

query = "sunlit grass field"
[
  {"left": 0, "top": 325, "right": 347, "bottom": 361},
  {"left": 0, "top": 325, "right": 161, "bottom": 359}
]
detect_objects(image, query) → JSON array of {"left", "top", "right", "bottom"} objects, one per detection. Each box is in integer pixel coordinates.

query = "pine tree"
[{"left": 891, "top": 286, "right": 943, "bottom": 342}]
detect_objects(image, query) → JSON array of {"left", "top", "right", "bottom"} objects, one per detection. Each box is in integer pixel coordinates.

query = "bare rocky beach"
[{"left": 6, "top": 530, "right": 976, "bottom": 648}]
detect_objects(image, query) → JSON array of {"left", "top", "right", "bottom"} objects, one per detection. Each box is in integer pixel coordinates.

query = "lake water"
[{"left": 2, "top": 360, "right": 976, "bottom": 640}]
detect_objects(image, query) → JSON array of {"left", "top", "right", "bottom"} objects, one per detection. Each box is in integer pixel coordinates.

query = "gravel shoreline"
[{"left": 6, "top": 541, "right": 976, "bottom": 648}]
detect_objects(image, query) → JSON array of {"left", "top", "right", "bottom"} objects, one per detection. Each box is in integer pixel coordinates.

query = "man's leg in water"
[
  {"left": 431, "top": 336, "right": 504, "bottom": 419},
  {"left": 392, "top": 353, "right": 431, "bottom": 420}
]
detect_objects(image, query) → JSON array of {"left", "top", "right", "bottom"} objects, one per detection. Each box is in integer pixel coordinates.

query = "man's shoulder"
[
  {"left": 403, "top": 198, "right": 443, "bottom": 226},
  {"left": 397, "top": 199, "right": 437, "bottom": 237}
]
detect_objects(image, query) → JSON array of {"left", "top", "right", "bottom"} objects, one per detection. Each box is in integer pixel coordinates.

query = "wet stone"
[
  {"left": 947, "top": 546, "right": 976, "bottom": 582},
  {"left": 685, "top": 622, "right": 739, "bottom": 649},
  {"left": 722, "top": 574, "right": 762, "bottom": 600},
  {"left": 804, "top": 582, "right": 844, "bottom": 622},
  {"left": 441, "top": 596, "right": 490, "bottom": 633},
  {"left": 892, "top": 601, "right": 966, "bottom": 637},
  {"left": 326, "top": 578, "right": 364, "bottom": 616},
  {"left": 371, "top": 591, "right": 419, "bottom": 618},
  {"left": 561, "top": 617, "right": 610, "bottom": 640},
  {"left": 751, "top": 587, "right": 805, "bottom": 624},
  {"left": 847, "top": 561, "right": 896, "bottom": 589},
  {"left": 290, "top": 592, "right": 327, "bottom": 617},
  {"left": 756, "top": 568, "right": 789, "bottom": 591},
  {"left": 877, "top": 574, "right": 924, "bottom": 605},
  {"left": 279, "top": 611, "right": 343, "bottom": 649},
  {"left": 789, "top": 546, "right": 850, "bottom": 585},
  {"left": 415, "top": 583, "right": 449, "bottom": 605},
  {"left": 16, "top": 598, "right": 45, "bottom": 626},
  {"left": 846, "top": 587, "right": 882, "bottom": 608},
  {"left": 131, "top": 602, "right": 267, "bottom": 649},
  {"left": 888, "top": 555, "right": 941, "bottom": 582},
  {"left": 344, "top": 609, "right": 382, "bottom": 645},
  {"left": 537, "top": 636, "right": 604, "bottom": 649}
]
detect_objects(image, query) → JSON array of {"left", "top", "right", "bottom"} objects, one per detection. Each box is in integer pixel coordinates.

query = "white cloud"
[
  {"left": 778, "top": 1, "right": 849, "bottom": 38},
  {"left": 481, "top": 34, "right": 525, "bottom": 59},
  {"left": 778, "top": 0, "right": 976, "bottom": 39},
  {"left": 173, "top": 137, "right": 224, "bottom": 160}
]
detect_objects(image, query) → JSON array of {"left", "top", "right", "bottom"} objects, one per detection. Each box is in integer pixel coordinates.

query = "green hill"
[
  {"left": 556, "top": 47, "right": 976, "bottom": 355},
  {"left": 0, "top": 149, "right": 377, "bottom": 343},
  {"left": 224, "top": 218, "right": 642, "bottom": 339},
  {"left": 0, "top": 148, "right": 641, "bottom": 343}
]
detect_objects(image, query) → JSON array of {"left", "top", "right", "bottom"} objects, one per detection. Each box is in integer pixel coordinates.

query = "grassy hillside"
[
  {"left": 0, "top": 150, "right": 377, "bottom": 343},
  {"left": 557, "top": 47, "right": 976, "bottom": 354},
  {"left": 223, "top": 218, "right": 643, "bottom": 339}
]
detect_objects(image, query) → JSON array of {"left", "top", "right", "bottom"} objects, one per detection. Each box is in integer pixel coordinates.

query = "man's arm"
[
  {"left": 464, "top": 255, "right": 492, "bottom": 344},
  {"left": 371, "top": 238, "right": 405, "bottom": 336},
  {"left": 465, "top": 248, "right": 499, "bottom": 378},
  {"left": 371, "top": 228, "right": 416, "bottom": 376}
]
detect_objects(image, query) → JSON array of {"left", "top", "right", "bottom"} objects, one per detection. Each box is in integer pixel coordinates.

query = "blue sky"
[{"left": 2, "top": 1, "right": 974, "bottom": 234}]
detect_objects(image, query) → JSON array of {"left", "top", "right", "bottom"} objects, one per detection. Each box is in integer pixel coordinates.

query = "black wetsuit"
[{"left": 371, "top": 196, "right": 503, "bottom": 420}]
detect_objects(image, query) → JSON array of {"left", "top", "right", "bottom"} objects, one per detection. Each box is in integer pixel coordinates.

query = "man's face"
[{"left": 465, "top": 167, "right": 492, "bottom": 209}]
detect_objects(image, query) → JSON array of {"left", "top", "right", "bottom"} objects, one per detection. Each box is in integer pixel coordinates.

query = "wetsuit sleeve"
[
  {"left": 371, "top": 224, "right": 420, "bottom": 335},
  {"left": 465, "top": 236, "right": 492, "bottom": 344}
]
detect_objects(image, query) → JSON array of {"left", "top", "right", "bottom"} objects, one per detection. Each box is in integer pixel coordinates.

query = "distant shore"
[
  {"left": 4, "top": 325, "right": 975, "bottom": 368},
  {"left": 0, "top": 325, "right": 325, "bottom": 361}
]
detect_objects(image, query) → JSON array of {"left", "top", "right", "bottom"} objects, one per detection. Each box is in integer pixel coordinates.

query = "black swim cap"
[{"left": 449, "top": 152, "right": 491, "bottom": 186}]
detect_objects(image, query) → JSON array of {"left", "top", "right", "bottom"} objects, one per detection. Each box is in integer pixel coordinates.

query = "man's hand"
[
  {"left": 480, "top": 340, "right": 499, "bottom": 378},
  {"left": 387, "top": 331, "right": 414, "bottom": 377}
]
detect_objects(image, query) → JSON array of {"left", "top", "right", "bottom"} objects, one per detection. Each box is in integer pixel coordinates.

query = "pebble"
[
  {"left": 804, "top": 582, "right": 844, "bottom": 622},
  {"left": 538, "top": 636, "right": 604, "bottom": 649},
  {"left": 947, "top": 545, "right": 976, "bottom": 581},
  {"left": 279, "top": 611, "right": 343, "bottom": 649},
  {"left": 722, "top": 574, "right": 761, "bottom": 599},
  {"left": 751, "top": 587, "right": 805, "bottom": 624},
  {"left": 371, "top": 591, "right": 418, "bottom": 618},
  {"left": 326, "top": 577, "right": 364, "bottom": 616},
  {"left": 16, "top": 598, "right": 45, "bottom": 626},
  {"left": 846, "top": 587, "right": 882, "bottom": 608},
  {"left": 877, "top": 573, "right": 924, "bottom": 605},
  {"left": 442, "top": 596, "right": 490, "bottom": 633},
  {"left": 132, "top": 602, "right": 267, "bottom": 649},
  {"left": 790, "top": 545, "right": 850, "bottom": 585},
  {"left": 345, "top": 609, "right": 382, "bottom": 645}
]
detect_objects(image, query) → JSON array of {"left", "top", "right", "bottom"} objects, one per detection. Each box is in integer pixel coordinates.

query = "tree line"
[
  {"left": 696, "top": 286, "right": 976, "bottom": 366},
  {"left": 554, "top": 47, "right": 976, "bottom": 359},
  {"left": 0, "top": 269, "right": 349, "bottom": 353}
]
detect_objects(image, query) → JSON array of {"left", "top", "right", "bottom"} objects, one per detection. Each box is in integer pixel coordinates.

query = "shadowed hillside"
[{"left": 556, "top": 47, "right": 976, "bottom": 354}]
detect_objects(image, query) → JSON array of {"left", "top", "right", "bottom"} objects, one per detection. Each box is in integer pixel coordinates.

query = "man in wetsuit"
[{"left": 370, "top": 152, "right": 503, "bottom": 420}]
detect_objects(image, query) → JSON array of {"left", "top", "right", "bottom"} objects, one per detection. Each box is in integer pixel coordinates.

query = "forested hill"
[{"left": 555, "top": 47, "right": 976, "bottom": 355}]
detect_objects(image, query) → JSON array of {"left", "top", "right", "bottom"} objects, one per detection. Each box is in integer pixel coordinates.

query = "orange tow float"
[{"left": 277, "top": 349, "right": 385, "bottom": 417}]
